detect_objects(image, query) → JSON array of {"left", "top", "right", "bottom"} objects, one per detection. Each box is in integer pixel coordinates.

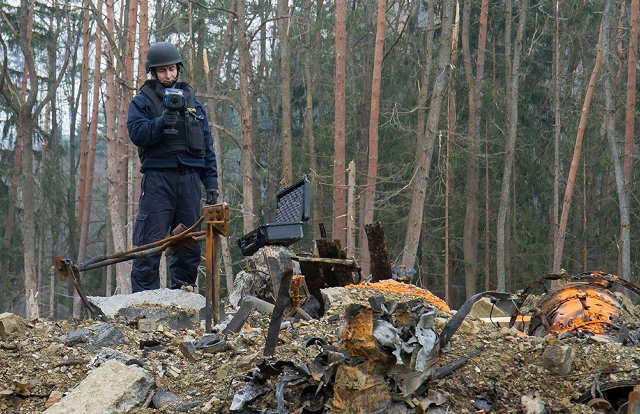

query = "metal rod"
[
  {"left": 78, "top": 216, "right": 205, "bottom": 269},
  {"left": 77, "top": 233, "right": 205, "bottom": 272}
]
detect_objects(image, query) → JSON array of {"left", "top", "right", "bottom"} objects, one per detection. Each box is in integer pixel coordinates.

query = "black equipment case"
[{"left": 238, "top": 176, "right": 311, "bottom": 256}]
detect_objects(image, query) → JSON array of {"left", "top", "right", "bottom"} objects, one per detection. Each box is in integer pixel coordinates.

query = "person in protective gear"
[{"left": 127, "top": 41, "right": 219, "bottom": 293}]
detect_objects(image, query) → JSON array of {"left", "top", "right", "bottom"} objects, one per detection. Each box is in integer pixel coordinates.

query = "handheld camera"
[{"left": 163, "top": 88, "right": 185, "bottom": 135}]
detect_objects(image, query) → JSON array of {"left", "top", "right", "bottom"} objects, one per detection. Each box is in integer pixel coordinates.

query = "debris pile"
[{"left": 3, "top": 259, "right": 640, "bottom": 413}]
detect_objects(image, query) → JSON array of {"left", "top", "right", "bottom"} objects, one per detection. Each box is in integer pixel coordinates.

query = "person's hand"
[
  {"left": 161, "top": 109, "right": 178, "bottom": 126},
  {"left": 205, "top": 188, "right": 219, "bottom": 205}
]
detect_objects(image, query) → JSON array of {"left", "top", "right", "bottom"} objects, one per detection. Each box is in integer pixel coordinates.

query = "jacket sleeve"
[
  {"left": 196, "top": 100, "right": 219, "bottom": 191},
  {"left": 127, "top": 94, "right": 164, "bottom": 147}
]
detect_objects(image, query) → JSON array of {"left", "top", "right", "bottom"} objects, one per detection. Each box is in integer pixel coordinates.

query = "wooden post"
[
  {"left": 203, "top": 203, "right": 230, "bottom": 332},
  {"left": 365, "top": 221, "right": 392, "bottom": 282}
]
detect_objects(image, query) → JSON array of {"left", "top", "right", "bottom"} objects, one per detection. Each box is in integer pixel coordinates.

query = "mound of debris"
[{"left": 4, "top": 249, "right": 640, "bottom": 413}]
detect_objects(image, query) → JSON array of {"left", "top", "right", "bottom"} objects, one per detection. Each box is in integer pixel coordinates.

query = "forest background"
[{"left": 0, "top": 0, "right": 637, "bottom": 319}]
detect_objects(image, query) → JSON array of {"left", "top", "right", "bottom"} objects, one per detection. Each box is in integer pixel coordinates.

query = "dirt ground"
[{"left": 2, "top": 281, "right": 640, "bottom": 413}]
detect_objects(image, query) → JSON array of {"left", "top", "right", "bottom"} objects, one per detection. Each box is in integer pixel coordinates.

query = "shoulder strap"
[{"left": 140, "top": 84, "right": 164, "bottom": 117}]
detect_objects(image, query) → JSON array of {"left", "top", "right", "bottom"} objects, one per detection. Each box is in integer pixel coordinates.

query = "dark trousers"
[{"left": 131, "top": 169, "right": 202, "bottom": 292}]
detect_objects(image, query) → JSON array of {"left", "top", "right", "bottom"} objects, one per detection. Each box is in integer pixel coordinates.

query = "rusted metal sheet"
[
  {"left": 509, "top": 271, "right": 640, "bottom": 343},
  {"left": 528, "top": 282, "right": 622, "bottom": 340},
  {"left": 264, "top": 250, "right": 293, "bottom": 356},
  {"left": 223, "top": 300, "right": 256, "bottom": 335}
]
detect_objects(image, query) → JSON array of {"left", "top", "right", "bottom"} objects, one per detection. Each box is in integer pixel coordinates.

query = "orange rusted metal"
[
  {"left": 510, "top": 272, "right": 640, "bottom": 342},
  {"left": 203, "top": 203, "right": 230, "bottom": 332},
  {"left": 529, "top": 282, "right": 622, "bottom": 339},
  {"left": 347, "top": 279, "right": 450, "bottom": 312}
]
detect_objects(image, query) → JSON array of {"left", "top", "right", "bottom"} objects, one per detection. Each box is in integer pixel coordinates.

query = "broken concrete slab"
[
  {"left": 88, "top": 288, "right": 205, "bottom": 318},
  {"left": 43, "top": 359, "right": 153, "bottom": 413},
  {"left": 118, "top": 308, "right": 195, "bottom": 331}
]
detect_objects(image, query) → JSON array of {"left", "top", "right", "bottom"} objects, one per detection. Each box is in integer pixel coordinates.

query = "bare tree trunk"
[
  {"left": 496, "top": 0, "right": 527, "bottom": 290},
  {"left": 332, "top": 0, "right": 347, "bottom": 245},
  {"left": 17, "top": 0, "right": 37, "bottom": 319},
  {"left": 623, "top": 0, "right": 638, "bottom": 276},
  {"left": 277, "top": 0, "right": 292, "bottom": 186},
  {"left": 0, "top": 72, "right": 25, "bottom": 314},
  {"left": 582, "top": 159, "right": 588, "bottom": 271},
  {"left": 137, "top": 0, "right": 149, "bottom": 88},
  {"left": 461, "top": 0, "right": 487, "bottom": 298},
  {"left": 347, "top": 161, "right": 356, "bottom": 258},
  {"left": 360, "top": 0, "right": 387, "bottom": 278},
  {"left": 77, "top": 0, "right": 90, "bottom": 247},
  {"left": 625, "top": 0, "right": 638, "bottom": 185},
  {"left": 303, "top": 0, "right": 323, "bottom": 241},
  {"left": 444, "top": 86, "right": 455, "bottom": 305},
  {"left": 602, "top": 2, "right": 630, "bottom": 281},
  {"left": 105, "top": 213, "right": 113, "bottom": 295},
  {"left": 416, "top": 0, "right": 436, "bottom": 165},
  {"left": 75, "top": 0, "right": 103, "bottom": 315},
  {"left": 553, "top": 19, "right": 605, "bottom": 273},
  {"left": 237, "top": 0, "right": 256, "bottom": 234},
  {"left": 123, "top": 0, "right": 138, "bottom": 283},
  {"left": 82, "top": 0, "right": 102, "bottom": 259},
  {"left": 484, "top": 124, "right": 490, "bottom": 290},
  {"left": 105, "top": 0, "right": 131, "bottom": 294},
  {"left": 552, "top": 0, "right": 561, "bottom": 261},
  {"left": 401, "top": 0, "right": 455, "bottom": 269},
  {"left": 445, "top": 1, "right": 459, "bottom": 304},
  {"left": 203, "top": 2, "right": 236, "bottom": 292}
]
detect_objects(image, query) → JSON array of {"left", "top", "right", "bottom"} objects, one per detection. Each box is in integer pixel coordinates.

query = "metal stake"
[{"left": 203, "top": 203, "right": 230, "bottom": 332}]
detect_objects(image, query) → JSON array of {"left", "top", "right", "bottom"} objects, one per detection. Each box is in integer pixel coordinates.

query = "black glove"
[
  {"left": 205, "top": 188, "right": 219, "bottom": 205},
  {"left": 161, "top": 109, "right": 178, "bottom": 127}
]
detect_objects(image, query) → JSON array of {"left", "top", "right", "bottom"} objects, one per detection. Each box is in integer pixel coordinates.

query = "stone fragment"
[
  {"left": 179, "top": 342, "right": 199, "bottom": 363},
  {"left": 88, "top": 347, "right": 137, "bottom": 367},
  {"left": 542, "top": 344, "right": 574, "bottom": 376},
  {"left": 321, "top": 287, "right": 355, "bottom": 313},
  {"left": 89, "top": 324, "right": 126, "bottom": 349},
  {"left": 138, "top": 318, "right": 158, "bottom": 332},
  {"left": 0, "top": 313, "right": 30, "bottom": 340},
  {"left": 65, "top": 328, "right": 90, "bottom": 346},
  {"left": 44, "top": 390, "right": 64, "bottom": 408},
  {"left": 235, "top": 352, "right": 258, "bottom": 371},
  {"left": 44, "top": 360, "right": 153, "bottom": 414},
  {"left": 152, "top": 387, "right": 179, "bottom": 409},
  {"left": 521, "top": 391, "right": 546, "bottom": 414}
]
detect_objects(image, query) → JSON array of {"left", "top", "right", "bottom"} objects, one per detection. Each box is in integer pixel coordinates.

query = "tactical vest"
[{"left": 139, "top": 81, "right": 205, "bottom": 158}]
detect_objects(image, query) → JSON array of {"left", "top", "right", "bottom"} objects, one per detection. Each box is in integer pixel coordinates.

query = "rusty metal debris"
[
  {"left": 54, "top": 203, "right": 229, "bottom": 326},
  {"left": 509, "top": 271, "right": 640, "bottom": 344},
  {"left": 203, "top": 203, "right": 230, "bottom": 330},
  {"left": 264, "top": 253, "right": 294, "bottom": 356}
]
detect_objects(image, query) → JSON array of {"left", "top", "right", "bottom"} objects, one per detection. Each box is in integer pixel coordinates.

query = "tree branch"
[{"left": 211, "top": 123, "right": 241, "bottom": 149}]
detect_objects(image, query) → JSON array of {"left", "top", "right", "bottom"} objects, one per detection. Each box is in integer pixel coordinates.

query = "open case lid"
[{"left": 274, "top": 175, "right": 311, "bottom": 223}]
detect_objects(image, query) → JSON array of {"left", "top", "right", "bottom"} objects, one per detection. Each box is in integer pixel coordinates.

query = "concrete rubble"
[
  {"left": 42, "top": 360, "right": 154, "bottom": 414},
  {"left": 3, "top": 251, "right": 640, "bottom": 413}
]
